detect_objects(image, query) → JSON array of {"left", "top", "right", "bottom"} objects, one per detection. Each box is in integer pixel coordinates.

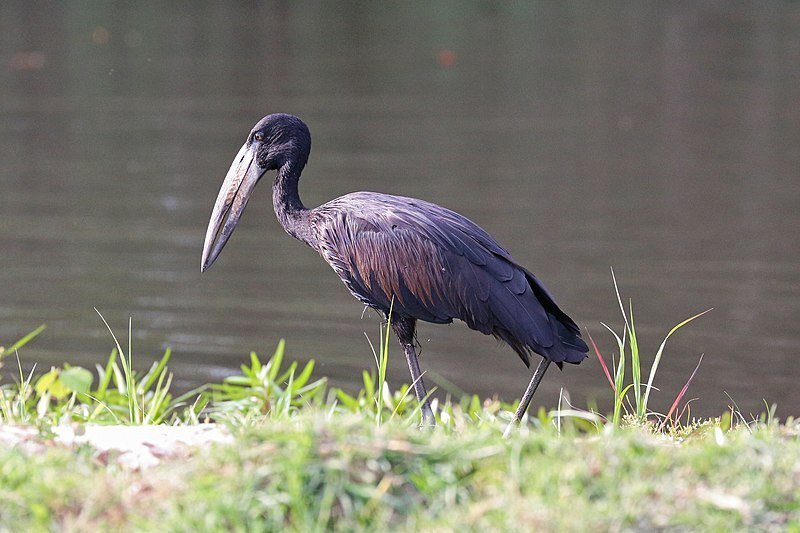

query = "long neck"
[{"left": 272, "top": 160, "right": 314, "bottom": 246}]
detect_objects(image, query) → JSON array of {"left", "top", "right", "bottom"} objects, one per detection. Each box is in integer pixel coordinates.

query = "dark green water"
[{"left": 2, "top": 2, "right": 799, "bottom": 418}]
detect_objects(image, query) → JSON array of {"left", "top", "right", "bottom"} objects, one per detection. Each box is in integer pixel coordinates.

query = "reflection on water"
[{"left": 1, "top": 3, "right": 799, "bottom": 417}]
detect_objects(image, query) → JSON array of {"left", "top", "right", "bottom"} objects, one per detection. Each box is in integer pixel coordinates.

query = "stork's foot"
[
  {"left": 502, "top": 418, "right": 519, "bottom": 439},
  {"left": 419, "top": 401, "right": 436, "bottom": 428}
]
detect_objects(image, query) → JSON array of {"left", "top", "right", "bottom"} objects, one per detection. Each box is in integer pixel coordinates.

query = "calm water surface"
[{"left": 1, "top": 3, "right": 799, "bottom": 418}]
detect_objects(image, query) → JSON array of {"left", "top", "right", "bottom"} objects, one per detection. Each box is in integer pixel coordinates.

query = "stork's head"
[{"left": 201, "top": 113, "right": 311, "bottom": 272}]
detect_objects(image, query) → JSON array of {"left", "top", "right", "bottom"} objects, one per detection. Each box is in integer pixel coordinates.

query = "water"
[{"left": 2, "top": 2, "right": 799, "bottom": 418}]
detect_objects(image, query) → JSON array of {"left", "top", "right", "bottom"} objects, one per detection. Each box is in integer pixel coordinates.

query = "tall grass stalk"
[
  {"left": 600, "top": 318, "right": 628, "bottom": 427},
  {"left": 96, "top": 310, "right": 141, "bottom": 423},
  {"left": 93, "top": 310, "right": 186, "bottom": 424},
  {"left": 374, "top": 299, "right": 393, "bottom": 426},
  {"left": 595, "top": 270, "right": 711, "bottom": 426}
]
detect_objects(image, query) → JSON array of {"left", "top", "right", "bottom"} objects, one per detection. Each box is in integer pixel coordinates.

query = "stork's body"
[{"left": 202, "top": 113, "right": 588, "bottom": 428}]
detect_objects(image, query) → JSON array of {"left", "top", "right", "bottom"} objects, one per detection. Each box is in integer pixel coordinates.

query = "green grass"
[
  {"left": 1, "top": 412, "right": 798, "bottom": 531},
  {"left": 1, "top": 279, "right": 799, "bottom": 530},
  {"left": 590, "top": 268, "right": 712, "bottom": 428},
  {"left": 1, "top": 316, "right": 201, "bottom": 426}
]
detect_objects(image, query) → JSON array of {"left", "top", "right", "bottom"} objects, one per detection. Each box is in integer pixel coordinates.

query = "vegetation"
[
  {"left": 1, "top": 410, "right": 797, "bottom": 531},
  {"left": 590, "top": 269, "right": 713, "bottom": 429},
  {"left": 1, "top": 286, "right": 798, "bottom": 531}
]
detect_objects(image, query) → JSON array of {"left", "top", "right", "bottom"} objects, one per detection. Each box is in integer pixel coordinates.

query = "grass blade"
[
  {"left": 139, "top": 349, "right": 172, "bottom": 393},
  {"left": 602, "top": 321, "right": 626, "bottom": 426},
  {"left": 2, "top": 325, "right": 46, "bottom": 360},
  {"left": 662, "top": 353, "right": 704, "bottom": 428},
  {"left": 643, "top": 308, "right": 712, "bottom": 410},
  {"left": 588, "top": 331, "right": 615, "bottom": 392},
  {"left": 376, "top": 298, "right": 394, "bottom": 426},
  {"left": 628, "top": 301, "right": 642, "bottom": 419}
]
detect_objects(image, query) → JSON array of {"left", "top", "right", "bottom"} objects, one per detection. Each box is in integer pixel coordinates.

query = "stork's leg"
[
  {"left": 503, "top": 356, "right": 551, "bottom": 438},
  {"left": 391, "top": 316, "right": 435, "bottom": 427}
]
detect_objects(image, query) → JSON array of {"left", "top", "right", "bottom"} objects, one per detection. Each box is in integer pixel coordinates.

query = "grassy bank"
[
  {"left": 1, "top": 290, "right": 799, "bottom": 531},
  {"left": 2, "top": 412, "right": 799, "bottom": 531}
]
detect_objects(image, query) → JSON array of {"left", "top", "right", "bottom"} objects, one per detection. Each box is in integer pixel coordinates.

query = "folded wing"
[{"left": 315, "top": 193, "right": 588, "bottom": 367}]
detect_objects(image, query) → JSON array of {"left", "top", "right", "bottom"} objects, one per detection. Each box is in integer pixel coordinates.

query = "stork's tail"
[{"left": 549, "top": 314, "right": 589, "bottom": 367}]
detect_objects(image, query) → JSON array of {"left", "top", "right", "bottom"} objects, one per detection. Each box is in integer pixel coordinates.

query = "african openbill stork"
[{"left": 201, "top": 113, "right": 588, "bottom": 430}]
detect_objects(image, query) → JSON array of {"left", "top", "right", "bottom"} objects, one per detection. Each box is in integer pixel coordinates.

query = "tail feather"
[
  {"left": 551, "top": 314, "right": 589, "bottom": 364},
  {"left": 493, "top": 312, "right": 588, "bottom": 369}
]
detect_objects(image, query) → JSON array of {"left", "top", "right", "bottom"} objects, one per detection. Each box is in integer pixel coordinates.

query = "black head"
[
  {"left": 201, "top": 113, "right": 311, "bottom": 272},
  {"left": 248, "top": 113, "right": 311, "bottom": 172}
]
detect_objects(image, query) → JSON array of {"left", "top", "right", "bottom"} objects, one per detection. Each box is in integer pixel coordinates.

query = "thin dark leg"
[
  {"left": 391, "top": 317, "right": 435, "bottom": 427},
  {"left": 503, "top": 356, "right": 551, "bottom": 438}
]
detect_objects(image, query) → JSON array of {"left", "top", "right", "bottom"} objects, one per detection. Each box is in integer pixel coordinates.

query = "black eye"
[{"left": 254, "top": 131, "right": 265, "bottom": 142}]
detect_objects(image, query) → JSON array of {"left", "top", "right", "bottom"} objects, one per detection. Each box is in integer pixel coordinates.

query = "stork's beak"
[{"left": 201, "top": 142, "right": 266, "bottom": 272}]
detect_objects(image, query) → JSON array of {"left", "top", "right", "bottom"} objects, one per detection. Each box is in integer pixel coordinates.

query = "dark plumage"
[{"left": 201, "top": 113, "right": 588, "bottom": 429}]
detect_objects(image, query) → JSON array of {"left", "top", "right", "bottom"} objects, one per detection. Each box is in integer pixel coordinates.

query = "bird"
[{"left": 201, "top": 113, "right": 588, "bottom": 430}]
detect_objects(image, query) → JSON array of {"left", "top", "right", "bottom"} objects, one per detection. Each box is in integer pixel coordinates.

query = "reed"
[{"left": 592, "top": 269, "right": 712, "bottom": 427}]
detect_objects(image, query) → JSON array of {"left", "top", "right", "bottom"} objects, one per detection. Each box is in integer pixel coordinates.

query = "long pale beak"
[{"left": 201, "top": 143, "right": 266, "bottom": 272}]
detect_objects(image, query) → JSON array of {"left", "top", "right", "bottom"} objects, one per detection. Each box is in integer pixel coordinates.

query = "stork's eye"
[{"left": 254, "top": 131, "right": 265, "bottom": 142}]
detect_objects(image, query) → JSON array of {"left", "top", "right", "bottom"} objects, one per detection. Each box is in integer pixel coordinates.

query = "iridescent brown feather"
[{"left": 312, "top": 192, "right": 588, "bottom": 367}]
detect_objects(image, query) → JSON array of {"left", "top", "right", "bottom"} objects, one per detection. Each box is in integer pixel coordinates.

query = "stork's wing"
[{"left": 315, "top": 193, "right": 587, "bottom": 366}]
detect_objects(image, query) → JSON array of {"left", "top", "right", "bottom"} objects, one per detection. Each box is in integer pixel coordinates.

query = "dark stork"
[{"left": 201, "top": 113, "right": 588, "bottom": 431}]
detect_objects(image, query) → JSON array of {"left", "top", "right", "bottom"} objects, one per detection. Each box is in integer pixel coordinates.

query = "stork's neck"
[{"left": 272, "top": 161, "right": 313, "bottom": 246}]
